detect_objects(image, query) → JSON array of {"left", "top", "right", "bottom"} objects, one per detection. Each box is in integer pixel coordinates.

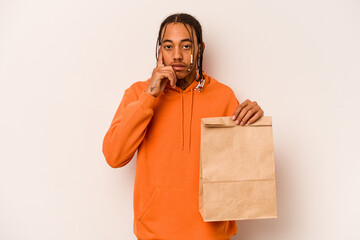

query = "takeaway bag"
[{"left": 199, "top": 116, "right": 277, "bottom": 222}]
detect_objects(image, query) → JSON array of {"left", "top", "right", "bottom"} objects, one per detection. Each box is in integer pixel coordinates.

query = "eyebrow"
[{"left": 162, "top": 38, "right": 192, "bottom": 44}]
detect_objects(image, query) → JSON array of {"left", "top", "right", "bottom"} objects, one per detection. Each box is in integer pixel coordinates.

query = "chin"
[{"left": 175, "top": 72, "right": 189, "bottom": 80}]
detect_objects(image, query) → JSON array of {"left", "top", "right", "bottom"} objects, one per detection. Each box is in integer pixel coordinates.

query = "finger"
[
  {"left": 159, "top": 70, "right": 176, "bottom": 88},
  {"left": 246, "top": 109, "right": 264, "bottom": 125},
  {"left": 235, "top": 102, "right": 259, "bottom": 125},
  {"left": 162, "top": 66, "right": 176, "bottom": 79},
  {"left": 161, "top": 67, "right": 177, "bottom": 87},
  {"left": 157, "top": 46, "right": 164, "bottom": 68},
  {"left": 238, "top": 105, "right": 261, "bottom": 126},
  {"left": 232, "top": 99, "right": 251, "bottom": 121},
  {"left": 167, "top": 66, "right": 177, "bottom": 86},
  {"left": 235, "top": 106, "right": 251, "bottom": 125}
]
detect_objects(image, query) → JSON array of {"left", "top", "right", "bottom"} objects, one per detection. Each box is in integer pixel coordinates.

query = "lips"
[{"left": 171, "top": 63, "right": 187, "bottom": 71}]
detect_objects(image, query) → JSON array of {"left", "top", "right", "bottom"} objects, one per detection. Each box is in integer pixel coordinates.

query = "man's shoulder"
[
  {"left": 124, "top": 78, "right": 151, "bottom": 99},
  {"left": 205, "top": 74, "right": 236, "bottom": 96},
  {"left": 205, "top": 74, "right": 239, "bottom": 107},
  {"left": 127, "top": 78, "right": 150, "bottom": 92}
]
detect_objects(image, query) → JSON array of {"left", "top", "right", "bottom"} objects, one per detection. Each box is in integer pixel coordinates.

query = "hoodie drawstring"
[
  {"left": 180, "top": 87, "right": 194, "bottom": 152},
  {"left": 174, "top": 76, "right": 205, "bottom": 152},
  {"left": 188, "top": 88, "right": 194, "bottom": 153},
  {"left": 181, "top": 91, "right": 184, "bottom": 150}
]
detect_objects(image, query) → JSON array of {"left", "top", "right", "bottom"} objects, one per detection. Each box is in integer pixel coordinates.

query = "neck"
[{"left": 176, "top": 69, "right": 197, "bottom": 90}]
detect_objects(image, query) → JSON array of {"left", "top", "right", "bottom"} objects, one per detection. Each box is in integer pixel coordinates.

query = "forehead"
[{"left": 161, "top": 22, "right": 198, "bottom": 43}]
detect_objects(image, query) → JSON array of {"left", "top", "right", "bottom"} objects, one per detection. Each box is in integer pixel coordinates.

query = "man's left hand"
[{"left": 232, "top": 99, "right": 264, "bottom": 125}]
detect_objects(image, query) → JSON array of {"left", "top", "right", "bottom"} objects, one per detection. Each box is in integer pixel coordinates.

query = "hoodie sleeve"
[
  {"left": 225, "top": 89, "right": 240, "bottom": 116},
  {"left": 102, "top": 89, "right": 157, "bottom": 168}
]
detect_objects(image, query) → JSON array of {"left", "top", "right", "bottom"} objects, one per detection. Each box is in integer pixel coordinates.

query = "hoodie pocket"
[{"left": 138, "top": 186, "right": 200, "bottom": 237}]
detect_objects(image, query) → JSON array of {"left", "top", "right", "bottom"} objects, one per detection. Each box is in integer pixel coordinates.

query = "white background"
[{"left": 1, "top": 0, "right": 359, "bottom": 239}]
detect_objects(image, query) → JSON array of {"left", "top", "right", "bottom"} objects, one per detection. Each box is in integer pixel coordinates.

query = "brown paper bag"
[{"left": 199, "top": 116, "right": 277, "bottom": 222}]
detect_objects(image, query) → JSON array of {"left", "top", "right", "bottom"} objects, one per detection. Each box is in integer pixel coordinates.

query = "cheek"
[
  {"left": 162, "top": 51, "right": 194, "bottom": 65},
  {"left": 162, "top": 54, "right": 172, "bottom": 65}
]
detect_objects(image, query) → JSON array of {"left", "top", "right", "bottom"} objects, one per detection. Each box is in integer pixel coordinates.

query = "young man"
[{"left": 102, "top": 13, "right": 264, "bottom": 240}]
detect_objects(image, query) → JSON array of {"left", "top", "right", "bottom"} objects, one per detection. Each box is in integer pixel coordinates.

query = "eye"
[
  {"left": 163, "top": 45, "right": 172, "bottom": 50},
  {"left": 183, "top": 44, "right": 191, "bottom": 49}
]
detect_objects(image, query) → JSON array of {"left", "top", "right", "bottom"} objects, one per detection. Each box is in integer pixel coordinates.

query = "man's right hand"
[{"left": 145, "top": 47, "right": 177, "bottom": 98}]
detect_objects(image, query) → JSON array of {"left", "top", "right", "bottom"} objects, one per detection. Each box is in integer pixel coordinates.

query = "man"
[{"left": 102, "top": 13, "right": 264, "bottom": 240}]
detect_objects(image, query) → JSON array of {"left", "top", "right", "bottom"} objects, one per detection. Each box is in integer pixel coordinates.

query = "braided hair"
[{"left": 155, "top": 13, "right": 204, "bottom": 82}]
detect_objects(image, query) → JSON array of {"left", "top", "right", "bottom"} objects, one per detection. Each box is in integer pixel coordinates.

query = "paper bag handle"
[{"left": 202, "top": 116, "right": 272, "bottom": 128}]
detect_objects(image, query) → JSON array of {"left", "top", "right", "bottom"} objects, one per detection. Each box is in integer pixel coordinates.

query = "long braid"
[
  {"left": 156, "top": 13, "right": 204, "bottom": 82},
  {"left": 155, "top": 22, "right": 170, "bottom": 61}
]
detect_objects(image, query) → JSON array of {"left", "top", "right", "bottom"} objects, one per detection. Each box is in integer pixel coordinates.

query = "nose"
[{"left": 172, "top": 46, "right": 183, "bottom": 61}]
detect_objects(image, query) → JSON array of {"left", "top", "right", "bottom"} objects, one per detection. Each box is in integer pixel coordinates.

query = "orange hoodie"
[{"left": 103, "top": 72, "right": 240, "bottom": 240}]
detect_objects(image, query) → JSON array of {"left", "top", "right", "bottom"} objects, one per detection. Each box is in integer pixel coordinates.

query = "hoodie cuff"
[{"left": 139, "top": 91, "right": 157, "bottom": 109}]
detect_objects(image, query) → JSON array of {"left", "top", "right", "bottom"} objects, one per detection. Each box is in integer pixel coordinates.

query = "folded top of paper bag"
[{"left": 201, "top": 116, "right": 272, "bottom": 128}]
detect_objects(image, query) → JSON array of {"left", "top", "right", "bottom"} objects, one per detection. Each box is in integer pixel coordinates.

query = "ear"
[{"left": 198, "top": 42, "right": 205, "bottom": 57}]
